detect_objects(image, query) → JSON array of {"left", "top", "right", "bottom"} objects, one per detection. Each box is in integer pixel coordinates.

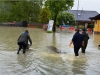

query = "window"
[{"left": 95, "top": 20, "right": 98, "bottom": 26}]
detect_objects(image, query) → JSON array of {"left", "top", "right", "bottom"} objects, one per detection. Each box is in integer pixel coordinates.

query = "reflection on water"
[
  {"left": 0, "top": 27, "right": 100, "bottom": 75},
  {"left": 72, "top": 55, "right": 87, "bottom": 75}
]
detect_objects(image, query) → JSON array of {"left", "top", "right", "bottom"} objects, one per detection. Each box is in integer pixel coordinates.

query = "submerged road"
[{"left": 0, "top": 27, "right": 100, "bottom": 75}]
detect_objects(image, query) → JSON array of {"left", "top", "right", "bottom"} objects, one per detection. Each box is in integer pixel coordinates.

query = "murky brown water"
[{"left": 0, "top": 27, "right": 100, "bottom": 75}]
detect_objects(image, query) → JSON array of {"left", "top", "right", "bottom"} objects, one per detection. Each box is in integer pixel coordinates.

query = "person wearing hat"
[
  {"left": 81, "top": 29, "right": 89, "bottom": 53},
  {"left": 69, "top": 29, "right": 84, "bottom": 56},
  {"left": 17, "top": 30, "right": 32, "bottom": 54}
]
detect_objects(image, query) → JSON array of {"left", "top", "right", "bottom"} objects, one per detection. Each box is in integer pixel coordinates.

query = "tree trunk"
[{"left": 53, "top": 14, "right": 57, "bottom": 32}]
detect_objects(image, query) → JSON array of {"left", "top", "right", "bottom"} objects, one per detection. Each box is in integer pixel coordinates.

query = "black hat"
[
  {"left": 25, "top": 30, "right": 29, "bottom": 33},
  {"left": 82, "top": 29, "right": 86, "bottom": 31},
  {"left": 75, "top": 29, "right": 79, "bottom": 31}
]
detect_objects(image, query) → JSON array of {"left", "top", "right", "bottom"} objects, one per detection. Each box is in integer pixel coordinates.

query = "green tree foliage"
[
  {"left": 87, "top": 24, "right": 94, "bottom": 28},
  {"left": 57, "top": 12, "right": 76, "bottom": 26},
  {"left": 39, "top": 8, "right": 51, "bottom": 24},
  {"left": 0, "top": 0, "right": 43, "bottom": 22},
  {"left": 0, "top": 1, "right": 11, "bottom": 22},
  {"left": 45, "top": 0, "right": 74, "bottom": 32}
]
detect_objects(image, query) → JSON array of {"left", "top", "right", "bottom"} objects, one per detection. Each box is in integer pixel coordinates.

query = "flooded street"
[{"left": 0, "top": 27, "right": 100, "bottom": 75}]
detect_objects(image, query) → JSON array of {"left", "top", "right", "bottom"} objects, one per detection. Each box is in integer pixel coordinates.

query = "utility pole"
[{"left": 77, "top": 0, "right": 79, "bottom": 29}]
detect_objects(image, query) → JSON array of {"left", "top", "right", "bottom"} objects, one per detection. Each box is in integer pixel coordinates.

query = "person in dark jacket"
[
  {"left": 81, "top": 29, "right": 89, "bottom": 53},
  {"left": 17, "top": 30, "right": 32, "bottom": 54},
  {"left": 69, "top": 29, "right": 84, "bottom": 56}
]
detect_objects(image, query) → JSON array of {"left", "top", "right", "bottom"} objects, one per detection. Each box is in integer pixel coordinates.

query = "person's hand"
[
  {"left": 30, "top": 44, "right": 32, "bottom": 46},
  {"left": 82, "top": 41, "right": 84, "bottom": 47},
  {"left": 69, "top": 44, "right": 71, "bottom": 47},
  {"left": 82, "top": 43, "right": 84, "bottom": 47},
  {"left": 69, "top": 41, "right": 72, "bottom": 47}
]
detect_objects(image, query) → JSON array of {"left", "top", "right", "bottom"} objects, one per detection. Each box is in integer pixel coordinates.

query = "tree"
[
  {"left": 39, "top": 8, "right": 51, "bottom": 23},
  {"left": 57, "top": 12, "right": 76, "bottom": 26},
  {"left": 0, "top": 0, "right": 43, "bottom": 22},
  {"left": 45, "top": 0, "right": 74, "bottom": 32},
  {"left": 0, "top": 1, "right": 11, "bottom": 22}
]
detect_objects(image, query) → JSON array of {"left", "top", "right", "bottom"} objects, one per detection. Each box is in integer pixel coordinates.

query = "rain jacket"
[
  {"left": 82, "top": 32, "right": 89, "bottom": 48},
  {"left": 72, "top": 32, "right": 84, "bottom": 46},
  {"left": 17, "top": 32, "right": 32, "bottom": 45}
]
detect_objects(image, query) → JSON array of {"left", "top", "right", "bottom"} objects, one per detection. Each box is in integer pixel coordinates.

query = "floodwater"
[{"left": 0, "top": 27, "right": 100, "bottom": 75}]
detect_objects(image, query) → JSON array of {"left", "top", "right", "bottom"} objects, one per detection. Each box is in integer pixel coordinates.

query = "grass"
[{"left": 46, "top": 31, "right": 53, "bottom": 33}]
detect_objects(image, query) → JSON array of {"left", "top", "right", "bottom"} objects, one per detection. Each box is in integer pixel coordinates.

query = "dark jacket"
[
  {"left": 72, "top": 32, "right": 84, "bottom": 46},
  {"left": 82, "top": 32, "right": 89, "bottom": 44},
  {"left": 17, "top": 32, "right": 32, "bottom": 45}
]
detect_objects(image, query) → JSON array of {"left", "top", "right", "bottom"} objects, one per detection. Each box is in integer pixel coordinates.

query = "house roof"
[
  {"left": 68, "top": 10, "right": 99, "bottom": 21},
  {"left": 89, "top": 14, "right": 100, "bottom": 20}
]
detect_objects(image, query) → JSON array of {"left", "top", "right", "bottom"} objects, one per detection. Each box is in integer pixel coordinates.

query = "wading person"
[
  {"left": 69, "top": 29, "right": 84, "bottom": 56},
  {"left": 17, "top": 30, "right": 32, "bottom": 54},
  {"left": 81, "top": 29, "right": 89, "bottom": 53}
]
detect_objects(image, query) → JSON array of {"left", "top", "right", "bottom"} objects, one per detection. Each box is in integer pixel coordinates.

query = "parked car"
[
  {"left": 68, "top": 26, "right": 75, "bottom": 30},
  {"left": 60, "top": 24, "right": 75, "bottom": 30}
]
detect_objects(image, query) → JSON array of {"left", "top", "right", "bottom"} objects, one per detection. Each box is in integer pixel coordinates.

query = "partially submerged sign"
[{"left": 47, "top": 20, "right": 54, "bottom": 32}]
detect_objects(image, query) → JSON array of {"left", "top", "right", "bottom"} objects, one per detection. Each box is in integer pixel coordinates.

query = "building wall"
[{"left": 94, "top": 20, "right": 100, "bottom": 33}]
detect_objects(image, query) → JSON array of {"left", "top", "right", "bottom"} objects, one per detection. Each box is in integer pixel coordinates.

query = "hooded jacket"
[{"left": 17, "top": 31, "right": 32, "bottom": 45}]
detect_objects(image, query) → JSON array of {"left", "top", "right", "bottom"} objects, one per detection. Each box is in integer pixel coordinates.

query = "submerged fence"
[{"left": 0, "top": 22, "right": 44, "bottom": 28}]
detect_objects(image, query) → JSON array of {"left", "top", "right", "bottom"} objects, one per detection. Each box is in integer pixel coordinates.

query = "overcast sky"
[{"left": 72, "top": 0, "right": 100, "bottom": 13}]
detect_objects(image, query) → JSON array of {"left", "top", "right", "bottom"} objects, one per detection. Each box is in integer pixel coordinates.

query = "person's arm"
[
  {"left": 86, "top": 33, "right": 89, "bottom": 40},
  {"left": 69, "top": 34, "right": 76, "bottom": 46},
  {"left": 17, "top": 35, "right": 21, "bottom": 44},
  {"left": 28, "top": 35, "right": 32, "bottom": 46},
  {"left": 69, "top": 40, "right": 73, "bottom": 46},
  {"left": 88, "top": 35, "right": 89, "bottom": 39},
  {"left": 82, "top": 41, "right": 84, "bottom": 47},
  {"left": 81, "top": 33, "right": 85, "bottom": 47}
]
